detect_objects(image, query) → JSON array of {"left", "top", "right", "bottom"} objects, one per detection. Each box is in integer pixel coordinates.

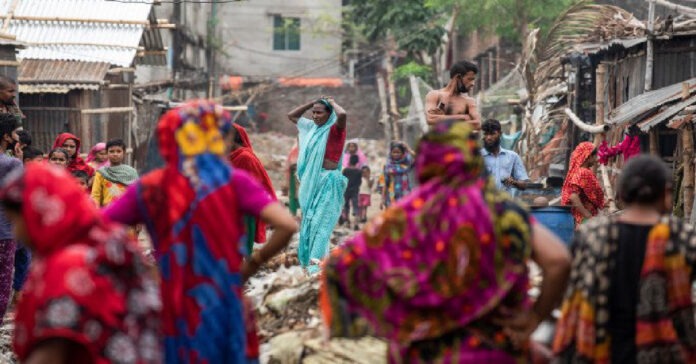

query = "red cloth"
[
  {"left": 136, "top": 101, "right": 259, "bottom": 362},
  {"left": 52, "top": 133, "right": 94, "bottom": 177},
  {"left": 324, "top": 124, "right": 346, "bottom": 163},
  {"left": 2, "top": 164, "right": 159, "bottom": 363},
  {"left": 598, "top": 134, "right": 640, "bottom": 165},
  {"left": 561, "top": 142, "right": 605, "bottom": 226},
  {"left": 229, "top": 124, "right": 277, "bottom": 243}
]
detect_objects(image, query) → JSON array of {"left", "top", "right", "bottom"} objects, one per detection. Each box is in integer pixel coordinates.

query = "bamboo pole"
[
  {"left": 8, "top": 15, "right": 149, "bottom": 25},
  {"left": 376, "top": 74, "right": 392, "bottom": 144},
  {"left": 384, "top": 49, "right": 401, "bottom": 141},
  {"left": 645, "top": 0, "right": 656, "bottom": 92},
  {"left": 81, "top": 106, "right": 134, "bottom": 115},
  {"left": 649, "top": 130, "right": 659, "bottom": 155},
  {"left": 596, "top": 64, "right": 617, "bottom": 212},
  {"left": 683, "top": 122, "right": 694, "bottom": 218}
]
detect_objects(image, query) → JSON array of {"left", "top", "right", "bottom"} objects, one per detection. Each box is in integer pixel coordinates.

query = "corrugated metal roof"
[
  {"left": 573, "top": 37, "right": 647, "bottom": 55},
  {"left": 19, "top": 59, "right": 109, "bottom": 84},
  {"left": 637, "top": 93, "right": 696, "bottom": 131},
  {"left": 19, "top": 83, "right": 99, "bottom": 93},
  {"left": 0, "top": 0, "right": 153, "bottom": 67},
  {"left": 606, "top": 78, "right": 696, "bottom": 126}
]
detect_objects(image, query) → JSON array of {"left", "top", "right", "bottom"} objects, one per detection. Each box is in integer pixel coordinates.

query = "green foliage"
[
  {"left": 425, "top": 0, "right": 577, "bottom": 46},
  {"left": 393, "top": 61, "right": 432, "bottom": 81},
  {"left": 346, "top": 0, "right": 446, "bottom": 56}
]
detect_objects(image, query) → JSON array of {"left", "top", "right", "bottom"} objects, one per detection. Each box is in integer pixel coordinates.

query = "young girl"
[
  {"left": 47, "top": 148, "right": 69, "bottom": 168},
  {"left": 52, "top": 133, "right": 94, "bottom": 177},
  {"left": 86, "top": 142, "right": 109, "bottom": 170},
  {"left": 358, "top": 165, "right": 372, "bottom": 222},
  {"left": 382, "top": 141, "right": 415, "bottom": 208}
]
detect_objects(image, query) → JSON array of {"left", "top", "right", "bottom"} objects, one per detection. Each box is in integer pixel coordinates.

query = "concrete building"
[{"left": 219, "top": 0, "right": 343, "bottom": 79}]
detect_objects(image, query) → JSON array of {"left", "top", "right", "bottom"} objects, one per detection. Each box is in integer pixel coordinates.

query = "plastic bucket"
[{"left": 530, "top": 206, "right": 574, "bottom": 246}]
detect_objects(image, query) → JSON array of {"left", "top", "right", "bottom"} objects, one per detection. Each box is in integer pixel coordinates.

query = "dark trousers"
[
  {"left": 13, "top": 244, "right": 31, "bottom": 291},
  {"left": 343, "top": 191, "right": 359, "bottom": 219}
]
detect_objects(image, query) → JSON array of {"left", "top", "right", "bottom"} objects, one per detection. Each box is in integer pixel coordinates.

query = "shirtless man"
[{"left": 424, "top": 60, "right": 481, "bottom": 129}]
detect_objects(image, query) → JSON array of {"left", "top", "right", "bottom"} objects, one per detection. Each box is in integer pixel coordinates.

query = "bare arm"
[
  {"left": 25, "top": 339, "right": 88, "bottom": 364},
  {"left": 464, "top": 97, "right": 481, "bottom": 129},
  {"left": 569, "top": 193, "right": 592, "bottom": 218},
  {"left": 530, "top": 224, "right": 571, "bottom": 323},
  {"left": 495, "top": 224, "right": 571, "bottom": 346},
  {"left": 327, "top": 98, "right": 347, "bottom": 129},
  {"left": 287, "top": 100, "right": 315, "bottom": 124},
  {"left": 241, "top": 202, "right": 298, "bottom": 281},
  {"left": 424, "top": 90, "right": 469, "bottom": 125}
]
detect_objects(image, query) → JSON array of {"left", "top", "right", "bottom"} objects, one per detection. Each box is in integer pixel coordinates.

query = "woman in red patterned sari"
[
  {"left": 561, "top": 141, "right": 605, "bottom": 227},
  {"left": 0, "top": 163, "right": 160, "bottom": 364}
]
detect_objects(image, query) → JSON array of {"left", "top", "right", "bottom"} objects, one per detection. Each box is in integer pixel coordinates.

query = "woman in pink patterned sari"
[{"left": 321, "top": 121, "right": 570, "bottom": 363}]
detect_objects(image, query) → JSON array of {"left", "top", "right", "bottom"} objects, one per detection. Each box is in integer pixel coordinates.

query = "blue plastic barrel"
[{"left": 530, "top": 206, "right": 574, "bottom": 246}]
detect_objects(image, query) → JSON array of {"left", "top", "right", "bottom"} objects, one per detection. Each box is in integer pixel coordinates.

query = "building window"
[{"left": 273, "top": 15, "right": 301, "bottom": 51}]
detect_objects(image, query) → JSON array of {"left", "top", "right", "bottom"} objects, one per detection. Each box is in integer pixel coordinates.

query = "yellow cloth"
[{"left": 90, "top": 172, "right": 128, "bottom": 207}]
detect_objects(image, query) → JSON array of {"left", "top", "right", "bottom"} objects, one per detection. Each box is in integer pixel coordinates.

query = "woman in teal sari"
[{"left": 287, "top": 97, "right": 348, "bottom": 274}]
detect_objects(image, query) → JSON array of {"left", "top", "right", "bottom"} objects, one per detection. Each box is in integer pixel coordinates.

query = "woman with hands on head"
[{"left": 287, "top": 96, "right": 348, "bottom": 274}]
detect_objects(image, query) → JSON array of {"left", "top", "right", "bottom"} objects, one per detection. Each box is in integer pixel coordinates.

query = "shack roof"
[
  {"left": 18, "top": 59, "right": 109, "bottom": 93},
  {"left": 606, "top": 78, "right": 696, "bottom": 130},
  {"left": 0, "top": 0, "right": 160, "bottom": 67}
]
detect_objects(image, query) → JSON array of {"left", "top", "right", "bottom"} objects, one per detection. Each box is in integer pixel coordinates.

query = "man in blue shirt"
[{"left": 481, "top": 119, "right": 529, "bottom": 194}]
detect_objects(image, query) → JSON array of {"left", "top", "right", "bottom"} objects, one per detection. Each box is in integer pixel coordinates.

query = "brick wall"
[{"left": 253, "top": 85, "right": 385, "bottom": 139}]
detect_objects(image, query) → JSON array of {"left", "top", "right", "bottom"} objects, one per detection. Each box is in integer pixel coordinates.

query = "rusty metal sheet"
[
  {"left": 18, "top": 59, "right": 109, "bottom": 86},
  {"left": 606, "top": 78, "right": 696, "bottom": 126}
]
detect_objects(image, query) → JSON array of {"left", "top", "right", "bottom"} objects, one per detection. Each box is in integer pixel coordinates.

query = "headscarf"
[
  {"left": 342, "top": 139, "right": 368, "bottom": 168},
  {"left": 52, "top": 133, "right": 94, "bottom": 177},
  {"left": 136, "top": 100, "right": 258, "bottom": 363},
  {"left": 229, "top": 123, "right": 277, "bottom": 243},
  {"left": 321, "top": 121, "right": 533, "bottom": 362},
  {"left": 561, "top": 142, "right": 605, "bottom": 225},
  {"left": 86, "top": 142, "right": 109, "bottom": 169},
  {"left": 382, "top": 142, "right": 414, "bottom": 206},
  {"left": 0, "top": 164, "right": 160, "bottom": 363}
]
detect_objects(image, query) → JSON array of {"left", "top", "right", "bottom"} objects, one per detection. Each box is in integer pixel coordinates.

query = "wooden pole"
[
  {"left": 595, "top": 63, "right": 617, "bottom": 211},
  {"left": 683, "top": 122, "right": 694, "bottom": 218},
  {"left": 376, "top": 73, "right": 392, "bottom": 144},
  {"left": 649, "top": 130, "right": 659, "bottom": 155},
  {"left": 384, "top": 49, "right": 401, "bottom": 140},
  {"left": 645, "top": 0, "right": 656, "bottom": 92}
]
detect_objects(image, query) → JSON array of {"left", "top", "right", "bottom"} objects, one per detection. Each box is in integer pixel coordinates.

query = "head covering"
[
  {"left": 341, "top": 139, "right": 368, "bottom": 169},
  {"left": 321, "top": 121, "right": 533, "bottom": 362},
  {"left": 561, "top": 142, "right": 605, "bottom": 225},
  {"left": 136, "top": 100, "right": 258, "bottom": 362},
  {"left": 0, "top": 164, "right": 160, "bottom": 363},
  {"left": 383, "top": 142, "right": 414, "bottom": 207},
  {"left": 52, "top": 133, "right": 94, "bottom": 177},
  {"left": 86, "top": 142, "right": 109, "bottom": 169},
  {"left": 229, "top": 123, "right": 277, "bottom": 244}
]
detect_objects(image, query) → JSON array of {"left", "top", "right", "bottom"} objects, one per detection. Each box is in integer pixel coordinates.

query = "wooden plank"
[
  {"left": 683, "top": 123, "right": 695, "bottom": 217},
  {"left": 81, "top": 107, "right": 134, "bottom": 115},
  {"left": 9, "top": 15, "right": 149, "bottom": 25}
]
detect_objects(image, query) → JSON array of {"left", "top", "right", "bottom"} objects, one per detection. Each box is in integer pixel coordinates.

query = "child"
[
  {"left": 47, "top": 148, "right": 69, "bottom": 167},
  {"left": 382, "top": 141, "right": 415, "bottom": 208},
  {"left": 340, "top": 154, "right": 362, "bottom": 230},
  {"left": 359, "top": 165, "right": 373, "bottom": 223},
  {"left": 91, "top": 139, "right": 138, "bottom": 207},
  {"left": 21, "top": 147, "right": 43, "bottom": 164},
  {"left": 71, "top": 170, "right": 90, "bottom": 192}
]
